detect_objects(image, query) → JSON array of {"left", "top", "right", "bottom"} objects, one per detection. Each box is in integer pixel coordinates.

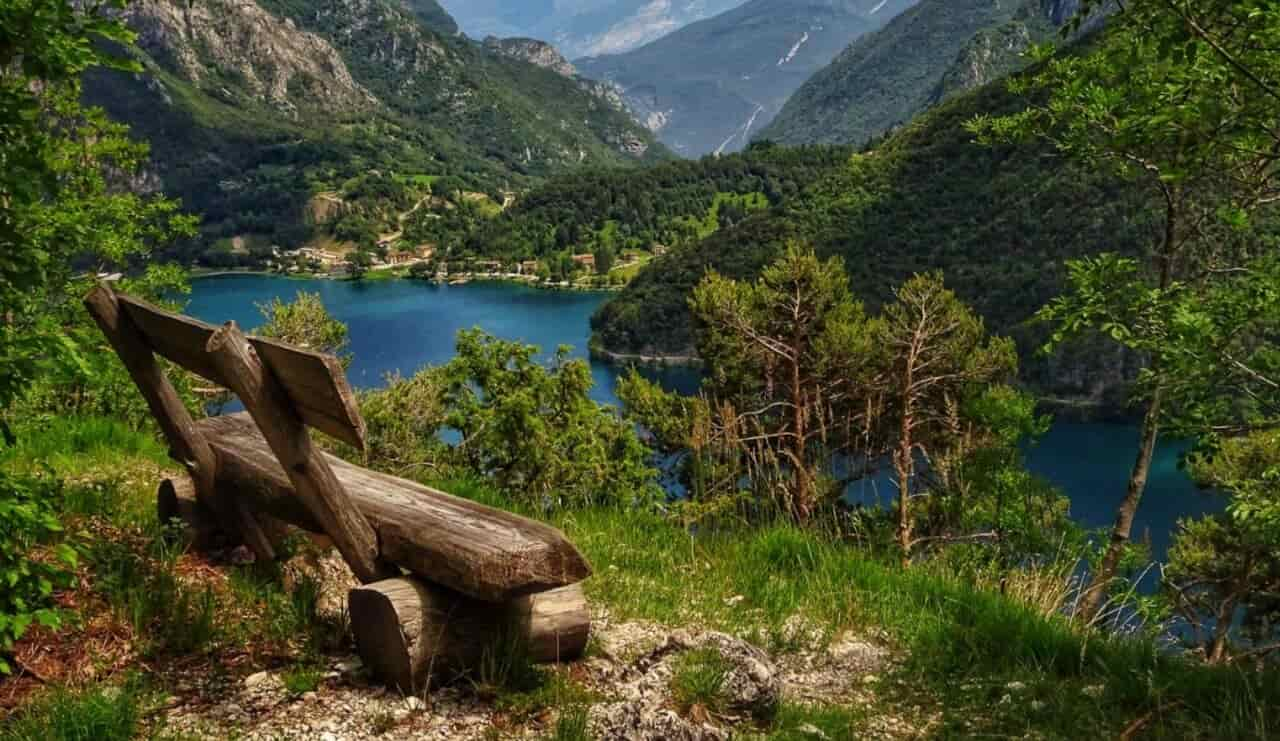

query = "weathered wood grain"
[
  {"left": 205, "top": 322, "right": 392, "bottom": 584},
  {"left": 348, "top": 578, "right": 589, "bottom": 693},
  {"left": 195, "top": 414, "right": 592, "bottom": 602},
  {"left": 112, "top": 291, "right": 366, "bottom": 449},
  {"left": 84, "top": 286, "right": 275, "bottom": 561}
]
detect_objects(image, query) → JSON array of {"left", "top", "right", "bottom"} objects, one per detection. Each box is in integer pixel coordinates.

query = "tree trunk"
[
  {"left": 896, "top": 422, "right": 913, "bottom": 568},
  {"left": 790, "top": 354, "right": 812, "bottom": 521},
  {"left": 1078, "top": 386, "right": 1164, "bottom": 623},
  {"left": 348, "top": 579, "right": 589, "bottom": 693}
]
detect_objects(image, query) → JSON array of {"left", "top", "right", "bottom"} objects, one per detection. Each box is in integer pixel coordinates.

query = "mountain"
[
  {"left": 758, "top": 0, "right": 1083, "bottom": 146},
  {"left": 86, "top": 0, "right": 667, "bottom": 263},
  {"left": 575, "top": 0, "right": 920, "bottom": 158},
  {"left": 456, "top": 143, "right": 857, "bottom": 265},
  {"left": 590, "top": 60, "right": 1156, "bottom": 406},
  {"left": 438, "top": 0, "right": 749, "bottom": 59},
  {"left": 404, "top": 0, "right": 460, "bottom": 33}
]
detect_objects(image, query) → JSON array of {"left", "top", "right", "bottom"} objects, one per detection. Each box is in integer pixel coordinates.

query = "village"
[{"left": 253, "top": 240, "right": 666, "bottom": 290}]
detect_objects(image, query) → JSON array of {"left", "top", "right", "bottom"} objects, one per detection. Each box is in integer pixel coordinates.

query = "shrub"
[{"left": 0, "top": 471, "right": 77, "bottom": 675}]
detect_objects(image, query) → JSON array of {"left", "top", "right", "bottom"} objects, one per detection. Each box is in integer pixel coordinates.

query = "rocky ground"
[{"left": 159, "top": 599, "right": 919, "bottom": 740}]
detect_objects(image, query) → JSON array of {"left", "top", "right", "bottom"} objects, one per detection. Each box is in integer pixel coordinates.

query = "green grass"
[
  {"left": 0, "top": 679, "right": 146, "bottom": 741},
  {"left": 524, "top": 504, "right": 1280, "bottom": 739},
  {"left": 546, "top": 705, "right": 591, "bottom": 741},
  {"left": 0, "top": 415, "right": 168, "bottom": 474},
  {"left": 88, "top": 537, "right": 219, "bottom": 658},
  {"left": 282, "top": 663, "right": 324, "bottom": 695},
  {"left": 496, "top": 670, "right": 596, "bottom": 724},
  {"left": 753, "top": 703, "right": 867, "bottom": 740},
  {"left": 669, "top": 647, "right": 730, "bottom": 715}
]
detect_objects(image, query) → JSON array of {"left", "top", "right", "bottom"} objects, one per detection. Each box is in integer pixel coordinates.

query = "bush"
[
  {"left": 359, "top": 329, "right": 661, "bottom": 509},
  {"left": 0, "top": 472, "right": 77, "bottom": 675}
]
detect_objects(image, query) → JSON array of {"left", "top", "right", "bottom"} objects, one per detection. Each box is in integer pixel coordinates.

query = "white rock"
[
  {"left": 405, "top": 695, "right": 425, "bottom": 712},
  {"left": 798, "top": 722, "right": 830, "bottom": 739},
  {"left": 244, "top": 671, "right": 272, "bottom": 689},
  {"left": 334, "top": 657, "right": 363, "bottom": 674}
]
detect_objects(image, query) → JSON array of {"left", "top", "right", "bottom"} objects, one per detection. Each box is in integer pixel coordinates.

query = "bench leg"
[{"left": 348, "top": 578, "right": 590, "bottom": 694}]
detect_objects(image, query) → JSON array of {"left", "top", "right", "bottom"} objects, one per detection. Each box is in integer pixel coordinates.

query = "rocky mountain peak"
[
  {"left": 125, "top": 0, "right": 376, "bottom": 115},
  {"left": 483, "top": 36, "right": 577, "bottom": 78}
]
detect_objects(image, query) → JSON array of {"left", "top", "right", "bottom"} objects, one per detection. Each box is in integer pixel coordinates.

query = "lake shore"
[{"left": 192, "top": 266, "right": 628, "bottom": 293}]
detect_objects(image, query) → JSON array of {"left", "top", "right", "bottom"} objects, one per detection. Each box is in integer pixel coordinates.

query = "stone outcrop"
[
  {"left": 589, "top": 630, "right": 781, "bottom": 740},
  {"left": 483, "top": 37, "right": 577, "bottom": 78},
  {"left": 126, "top": 0, "right": 376, "bottom": 114}
]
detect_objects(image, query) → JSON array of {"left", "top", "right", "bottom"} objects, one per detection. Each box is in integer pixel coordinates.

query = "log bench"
[{"left": 86, "top": 285, "right": 592, "bottom": 692}]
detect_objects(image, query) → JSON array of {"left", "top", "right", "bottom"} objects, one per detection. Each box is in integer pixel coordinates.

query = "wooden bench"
[{"left": 86, "top": 285, "right": 592, "bottom": 691}]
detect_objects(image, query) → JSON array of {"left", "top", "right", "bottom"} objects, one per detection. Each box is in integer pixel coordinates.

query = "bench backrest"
[{"left": 112, "top": 291, "right": 367, "bottom": 449}]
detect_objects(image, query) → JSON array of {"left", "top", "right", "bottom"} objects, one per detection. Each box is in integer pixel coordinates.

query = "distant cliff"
[
  {"left": 758, "top": 0, "right": 1076, "bottom": 147},
  {"left": 576, "top": 0, "right": 921, "bottom": 157},
  {"left": 484, "top": 37, "right": 577, "bottom": 77}
]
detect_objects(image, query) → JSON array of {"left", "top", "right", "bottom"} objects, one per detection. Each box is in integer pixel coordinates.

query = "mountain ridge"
[
  {"left": 758, "top": 0, "right": 1085, "bottom": 146},
  {"left": 86, "top": 0, "right": 668, "bottom": 264},
  {"left": 576, "top": 0, "right": 920, "bottom": 157},
  {"left": 439, "top": 0, "right": 749, "bottom": 58}
]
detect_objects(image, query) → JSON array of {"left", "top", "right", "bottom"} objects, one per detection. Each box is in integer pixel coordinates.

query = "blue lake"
[{"left": 187, "top": 274, "right": 1223, "bottom": 560}]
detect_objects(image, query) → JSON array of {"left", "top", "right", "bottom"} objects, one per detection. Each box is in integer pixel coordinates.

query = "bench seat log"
[
  {"left": 349, "top": 578, "right": 590, "bottom": 693},
  {"left": 194, "top": 413, "right": 592, "bottom": 602}
]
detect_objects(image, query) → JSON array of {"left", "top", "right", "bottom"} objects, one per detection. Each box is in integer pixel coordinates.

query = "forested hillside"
[
  {"left": 84, "top": 0, "right": 666, "bottom": 265},
  {"left": 758, "top": 0, "right": 1078, "bottom": 146},
  {"left": 441, "top": 144, "right": 855, "bottom": 267},
  {"left": 593, "top": 67, "right": 1155, "bottom": 401}
]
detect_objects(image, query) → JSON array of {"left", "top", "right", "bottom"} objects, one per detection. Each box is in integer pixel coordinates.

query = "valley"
[
  {"left": 5, "top": 1, "right": 1279, "bottom": 739},
  {"left": 576, "top": 0, "right": 921, "bottom": 156}
]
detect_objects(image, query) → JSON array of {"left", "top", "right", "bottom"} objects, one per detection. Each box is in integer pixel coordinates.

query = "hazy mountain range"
[
  {"left": 437, "top": 0, "right": 748, "bottom": 58},
  {"left": 577, "top": 0, "right": 920, "bottom": 157}
]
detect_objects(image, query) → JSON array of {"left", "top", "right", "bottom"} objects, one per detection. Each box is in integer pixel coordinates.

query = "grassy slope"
[{"left": 5, "top": 414, "right": 1276, "bottom": 740}]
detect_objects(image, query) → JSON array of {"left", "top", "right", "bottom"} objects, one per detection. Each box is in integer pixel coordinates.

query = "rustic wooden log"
[
  {"left": 348, "top": 579, "right": 589, "bottom": 693},
  {"left": 84, "top": 286, "right": 276, "bottom": 562},
  {"left": 195, "top": 413, "right": 592, "bottom": 602},
  {"left": 158, "top": 475, "right": 291, "bottom": 554},
  {"left": 114, "top": 291, "right": 367, "bottom": 449},
  {"left": 157, "top": 476, "right": 223, "bottom": 550},
  {"left": 205, "top": 322, "right": 393, "bottom": 584}
]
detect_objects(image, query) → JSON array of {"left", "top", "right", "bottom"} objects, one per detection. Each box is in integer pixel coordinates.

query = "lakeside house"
[
  {"left": 295, "top": 247, "right": 344, "bottom": 267},
  {"left": 388, "top": 245, "right": 433, "bottom": 266},
  {"left": 572, "top": 253, "right": 596, "bottom": 273}
]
